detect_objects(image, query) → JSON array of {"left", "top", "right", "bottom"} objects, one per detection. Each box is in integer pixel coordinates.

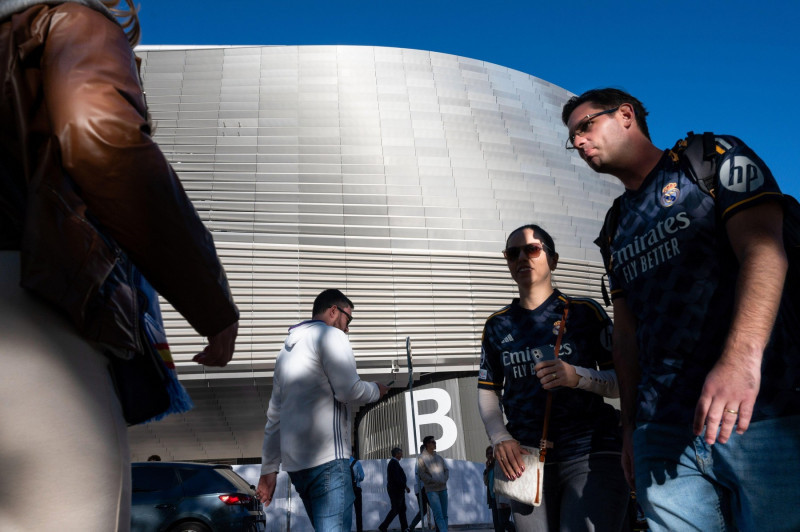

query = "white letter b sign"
[{"left": 405, "top": 388, "right": 457, "bottom": 453}]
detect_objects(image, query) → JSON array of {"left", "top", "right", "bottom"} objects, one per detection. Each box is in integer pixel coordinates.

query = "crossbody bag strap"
[{"left": 539, "top": 298, "right": 570, "bottom": 462}]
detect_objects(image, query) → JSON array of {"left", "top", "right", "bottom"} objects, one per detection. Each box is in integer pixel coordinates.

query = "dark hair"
[
  {"left": 506, "top": 224, "right": 556, "bottom": 258},
  {"left": 391, "top": 447, "right": 403, "bottom": 458},
  {"left": 312, "top": 289, "right": 353, "bottom": 317},
  {"left": 419, "top": 444, "right": 426, "bottom": 453},
  {"left": 561, "top": 88, "right": 651, "bottom": 141},
  {"left": 423, "top": 435, "right": 435, "bottom": 445}
]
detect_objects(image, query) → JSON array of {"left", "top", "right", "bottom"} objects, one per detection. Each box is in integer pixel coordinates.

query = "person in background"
[
  {"left": 257, "top": 289, "right": 389, "bottom": 531},
  {"left": 483, "top": 446, "right": 515, "bottom": 532},
  {"left": 478, "top": 224, "right": 628, "bottom": 531},
  {"left": 147, "top": 455, "right": 162, "bottom": 462},
  {"left": 379, "top": 447, "right": 411, "bottom": 532},
  {"left": 562, "top": 88, "right": 800, "bottom": 531},
  {"left": 350, "top": 451, "right": 365, "bottom": 532},
  {"left": 0, "top": 1, "right": 238, "bottom": 530},
  {"left": 408, "top": 443, "right": 434, "bottom": 532},
  {"left": 417, "top": 436, "right": 449, "bottom": 532}
]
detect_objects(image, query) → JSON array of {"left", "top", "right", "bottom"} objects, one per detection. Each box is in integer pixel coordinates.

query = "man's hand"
[
  {"left": 693, "top": 202, "right": 785, "bottom": 445},
  {"left": 493, "top": 439, "right": 530, "bottom": 480},
  {"left": 193, "top": 321, "right": 238, "bottom": 367},
  {"left": 256, "top": 472, "right": 278, "bottom": 506},
  {"left": 693, "top": 357, "right": 760, "bottom": 444},
  {"left": 376, "top": 382, "right": 390, "bottom": 398}
]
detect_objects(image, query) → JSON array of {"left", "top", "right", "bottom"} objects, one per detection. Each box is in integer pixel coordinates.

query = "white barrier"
[{"left": 234, "top": 459, "right": 492, "bottom": 532}]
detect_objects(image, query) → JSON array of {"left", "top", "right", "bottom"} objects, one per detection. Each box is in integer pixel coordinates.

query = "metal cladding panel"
[{"left": 130, "top": 45, "right": 622, "bottom": 462}]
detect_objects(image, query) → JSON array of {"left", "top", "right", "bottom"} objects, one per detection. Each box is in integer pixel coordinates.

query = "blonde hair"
[{"left": 101, "top": 0, "right": 140, "bottom": 47}]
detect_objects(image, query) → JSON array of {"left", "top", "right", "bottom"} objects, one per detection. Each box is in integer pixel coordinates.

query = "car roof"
[{"left": 131, "top": 462, "right": 233, "bottom": 470}]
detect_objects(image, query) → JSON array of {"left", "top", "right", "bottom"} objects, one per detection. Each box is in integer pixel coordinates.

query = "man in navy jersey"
[{"left": 562, "top": 88, "right": 800, "bottom": 531}]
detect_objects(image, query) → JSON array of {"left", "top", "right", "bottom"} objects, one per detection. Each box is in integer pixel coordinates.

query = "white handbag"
[{"left": 493, "top": 446, "right": 544, "bottom": 506}]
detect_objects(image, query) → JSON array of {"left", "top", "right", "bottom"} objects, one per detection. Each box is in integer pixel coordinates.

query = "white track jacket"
[{"left": 261, "top": 320, "right": 380, "bottom": 474}]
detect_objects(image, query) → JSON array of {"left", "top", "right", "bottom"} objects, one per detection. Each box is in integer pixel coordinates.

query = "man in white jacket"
[{"left": 256, "top": 289, "right": 389, "bottom": 531}]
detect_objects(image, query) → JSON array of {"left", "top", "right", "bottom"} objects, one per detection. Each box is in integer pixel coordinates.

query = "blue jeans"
[
  {"left": 426, "top": 489, "right": 448, "bottom": 532},
  {"left": 634, "top": 416, "right": 800, "bottom": 532},
  {"left": 289, "top": 459, "right": 354, "bottom": 531}
]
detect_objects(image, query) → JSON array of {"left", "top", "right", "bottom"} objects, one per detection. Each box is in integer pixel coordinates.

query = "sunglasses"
[
  {"left": 502, "top": 243, "right": 549, "bottom": 261},
  {"left": 336, "top": 306, "right": 353, "bottom": 326}
]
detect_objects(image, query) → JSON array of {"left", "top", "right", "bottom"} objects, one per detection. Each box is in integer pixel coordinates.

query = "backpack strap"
[
  {"left": 594, "top": 196, "right": 622, "bottom": 307},
  {"left": 671, "top": 131, "right": 726, "bottom": 196},
  {"left": 539, "top": 297, "right": 569, "bottom": 459}
]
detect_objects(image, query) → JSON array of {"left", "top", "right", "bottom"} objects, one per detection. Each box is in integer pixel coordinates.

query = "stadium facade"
[{"left": 129, "top": 45, "right": 622, "bottom": 470}]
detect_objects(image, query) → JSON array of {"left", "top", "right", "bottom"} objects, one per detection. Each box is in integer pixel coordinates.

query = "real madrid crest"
[
  {"left": 660, "top": 182, "right": 680, "bottom": 207},
  {"left": 552, "top": 320, "right": 564, "bottom": 336}
]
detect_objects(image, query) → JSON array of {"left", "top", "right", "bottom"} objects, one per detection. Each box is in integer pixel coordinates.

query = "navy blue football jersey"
[
  {"left": 607, "top": 141, "right": 800, "bottom": 423},
  {"left": 478, "top": 291, "right": 621, "bottom": 461}
]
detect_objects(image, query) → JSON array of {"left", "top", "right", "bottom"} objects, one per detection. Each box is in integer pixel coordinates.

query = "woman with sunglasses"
[{"left": 478, "top": 224, "right": 629, "bottom": 531}]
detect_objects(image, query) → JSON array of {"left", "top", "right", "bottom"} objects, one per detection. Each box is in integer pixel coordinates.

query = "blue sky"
[{"left": 138, "top": 1, "right": 800, "bottom": 198}]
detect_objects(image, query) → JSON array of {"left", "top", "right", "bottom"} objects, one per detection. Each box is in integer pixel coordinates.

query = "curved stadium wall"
[{"left": 130, "top": 45, "right": 623, "bottom": 462}]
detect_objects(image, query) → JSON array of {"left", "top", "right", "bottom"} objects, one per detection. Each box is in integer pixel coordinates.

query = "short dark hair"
[
  {"left": 561, "top": 88, "right": 651, "bottom": 141},
  {"left": 506, "top": 224, "right": 556, "bottom": 258},
  {"left": 312, "top": 289, "right": 354, "bottom": 317},
  {"left": 422, "top": 435, "right": 435, "bottom": 445},
  {"left": 391, "top": 447, "right": 403, "bottom": 458}
]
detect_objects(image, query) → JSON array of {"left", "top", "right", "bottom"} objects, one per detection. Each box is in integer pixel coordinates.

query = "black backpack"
[{"left": 595, "top": 131, "right": 800, "bottom": 306}]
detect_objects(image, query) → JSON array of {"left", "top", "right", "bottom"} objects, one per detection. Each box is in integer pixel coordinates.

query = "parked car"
[{"left": 131, "top": 462, "right": 266, "bottom": 532}]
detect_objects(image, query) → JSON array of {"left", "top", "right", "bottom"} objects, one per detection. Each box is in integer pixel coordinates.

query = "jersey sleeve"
[
  {"left": 590, "top": 300, "right": 614, "bottom": 369},
  {"left": 572, "top": 298, "right": 614, "bottom": 369},
  {"left": 478, "top": 318, "right": 504, "bottom": 391},
  {"left": 606, "top": 270, "right": 625, "bottom": 301},
  {"left": 714, "top": 138, "right": 783, "bottom": 223}
]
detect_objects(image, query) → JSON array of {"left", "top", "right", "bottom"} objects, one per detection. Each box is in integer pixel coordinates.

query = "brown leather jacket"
[{"left": 0, "top": 3, "right": 238, "bottom": 348}]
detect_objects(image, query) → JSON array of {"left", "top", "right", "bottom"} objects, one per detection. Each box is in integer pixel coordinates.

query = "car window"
[
  {"left": 132, "top": 467, "right": 179, "bottom": 492},
  {"left": 178, "top": 468, "right": 232, "bottom": 496},
  {"left": 216, "top": 468, "right": 254, "bottom": 492}
]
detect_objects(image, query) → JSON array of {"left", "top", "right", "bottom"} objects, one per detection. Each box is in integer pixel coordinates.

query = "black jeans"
[
  {"left": 380, "top": 491, "right": 408, "bottom": 531},
  {"left": 353, "top": 486, "right": 363, "bottom": 532},
  {"left": 491, "top": 504, "right": 515, "bottom": 532}
]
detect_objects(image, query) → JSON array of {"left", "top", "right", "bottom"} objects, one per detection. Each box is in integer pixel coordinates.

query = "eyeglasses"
[
  {"left": 565, "top": 107, "right": 619, "bottom": 150},
  {"left": 336, "top": 306, "right": 353, "bottom": 326},
  {"left": 503, "top": 243, "right": 549, "bottom": 261}
]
